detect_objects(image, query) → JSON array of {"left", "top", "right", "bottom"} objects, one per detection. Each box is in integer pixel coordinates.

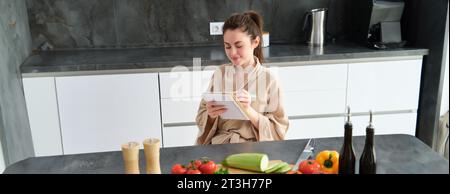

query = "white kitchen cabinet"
[
  {"left": 285, "top": 117, "right": 346, "bottom": 140},
  {"left": 351, "top": 113, "right": 417, "bottom": 136},
  {"left": 285, "top": 113, "right": 416, "bottom": 140},
  {"left": 275, "top": 64, "right": 348, "bottom": 117},
  {"left": 347, "top": 59, "right": 422, "bottom": 113},
  {"left": 23, "top": 77, "right": 63, "bottom": 157},
  {"left": 163, "top": 125, "right": 199, "bottom": 147},
  {"left": 159, "top": 70, "right": 214, "bottom": 98},
  {"left": 161, "top": 97, "right": 201, "bottom": 124},
  {"left": 276, "top": 64, "right": 348, "bottom": 92},
  {"left": 56, "top": 73, "right": 162, "bottom": 154},
  {"left": 159, "top": 70, "right": 214, "bottom": 148},
  {"left": 283, "top": 90, "right": 347, "bottom": 117}
]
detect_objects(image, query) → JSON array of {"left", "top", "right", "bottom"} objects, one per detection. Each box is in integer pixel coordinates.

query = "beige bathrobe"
[{"left": 195, "top": 59, "right": 289, "bottom": 145}]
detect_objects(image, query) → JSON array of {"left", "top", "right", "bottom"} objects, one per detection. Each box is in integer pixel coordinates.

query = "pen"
[{"left": 236, "top": 88, "right": 257, "bottom": 100}]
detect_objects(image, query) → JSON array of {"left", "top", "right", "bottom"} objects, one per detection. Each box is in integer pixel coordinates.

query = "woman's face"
[{"left": 223, "top": 29, "right": 260, "bottom": 67}]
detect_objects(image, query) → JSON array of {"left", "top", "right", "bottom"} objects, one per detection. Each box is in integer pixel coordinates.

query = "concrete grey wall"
[
  {"left": 0, "top": 0, "right": 34, "bottom": 166},
  {"left": 403, "top": 0, "right": 449, "bottom": 146},
  {"left": 440, "top": 7, "right": 448, "bottom": 116},
  {"left": 26, "top": 0, "right": 350, "bottom": 50}
]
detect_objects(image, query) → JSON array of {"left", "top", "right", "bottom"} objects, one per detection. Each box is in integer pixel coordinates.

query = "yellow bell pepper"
[{"left": 315, "top": 150, "right": 339, "bottom": 174}]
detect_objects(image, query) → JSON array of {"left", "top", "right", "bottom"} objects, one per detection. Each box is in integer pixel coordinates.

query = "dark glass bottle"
[
  {"left": 359, "top": 111, "right": 377, "bottom": 174},
  {"left": 339, "top": 107, "right": 356, "bottom": 174}
]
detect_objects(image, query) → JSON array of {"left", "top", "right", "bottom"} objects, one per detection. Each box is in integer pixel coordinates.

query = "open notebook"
[{"left": 202, "top": 92, "right": 250, "bottom": 120}]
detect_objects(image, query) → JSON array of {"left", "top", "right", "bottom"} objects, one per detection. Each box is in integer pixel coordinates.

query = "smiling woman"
[
  {"left": 195, "top": 10, "right": 289, "bottom": 145},
  {"left": 222, "top": 10, "right": 265, "bottom": 65}
]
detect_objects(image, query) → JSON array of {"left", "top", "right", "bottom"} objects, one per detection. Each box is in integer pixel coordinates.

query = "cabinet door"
[
  {"left": 275, "top": 64, "right": 348, "bottom": 92},
  {"left": 283, "top": 91, "right": 347, "bottom": 117},
  {"left": 161, "top": 97, "right": 201, "bottom": 124},
  {"left": 351, "top": 113, "right": 417, "bottom": 136},
  {"left": 285, "top": 117, "right": 345, "bottom": 140},
  {"left": 275, "top": 64, "right": 348, "bottom": 116},
  {"left": 163, "top": 125, "right": 199, "bottom": 147},
  {"left": 160, "top": 70, "right": 214, "bottom": 134},
  {"left": 23, "top": 77, "right": 63, "bottom": 157},
  {"left": 56, "top": 73, "right": 162, "bottom": 154},
  {"left": 347, "top": 59, "right": 422, "bottom": 113},
  {"left": 159, "top": 70, "right": 214, "bottom": 98}
]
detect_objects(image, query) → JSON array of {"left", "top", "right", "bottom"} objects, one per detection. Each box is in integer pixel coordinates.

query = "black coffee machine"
[{"left": 351, "top": 0, "right": 406, "bottom": 49}]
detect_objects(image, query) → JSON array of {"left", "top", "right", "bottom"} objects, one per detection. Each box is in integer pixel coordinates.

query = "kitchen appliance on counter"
[
  {"left": 303, "top": 8, "right": 328, "bottom": 47},
  {"left": 351, "top": 0, "right": 406, "bottom": 49}
]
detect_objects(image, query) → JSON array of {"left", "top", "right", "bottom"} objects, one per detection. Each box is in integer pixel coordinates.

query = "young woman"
[{"left": 195, "top": 10, "right": 289, "bottom": 144}]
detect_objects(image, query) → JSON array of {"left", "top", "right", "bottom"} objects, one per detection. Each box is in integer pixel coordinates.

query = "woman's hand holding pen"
[
  {"left": 205, "top": 89, "right": 259, "bottom": 129},
  {"left": 236, "top": 89, "right": 251, "bottom": 109},
  {"left": 206, "top": 101, "right": 227, "bottom": 119},
  {"left": 237, "top": 89, "right": 260, "bottom": 129}
]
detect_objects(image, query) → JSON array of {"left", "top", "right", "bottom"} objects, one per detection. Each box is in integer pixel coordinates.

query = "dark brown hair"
[{"left": 223, "top": 10, "right": 264, "bottom": 63}]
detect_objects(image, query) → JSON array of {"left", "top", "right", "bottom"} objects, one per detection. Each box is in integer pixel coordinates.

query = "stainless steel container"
[{"left": 303, "top": 8, "right": 328, "bottom": 47}]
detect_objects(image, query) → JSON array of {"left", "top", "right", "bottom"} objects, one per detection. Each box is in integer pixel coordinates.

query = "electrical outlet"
[{"left": 210, "top": 22, "right": 224, "bottom": 35}]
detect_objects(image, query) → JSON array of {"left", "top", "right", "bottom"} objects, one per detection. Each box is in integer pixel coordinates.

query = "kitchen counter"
[
  {"left": 3, "top": 134, "right": 448, "bottom": 174},
  {"left": 21, "top": 41, "right": 428, "bottom": 77}
]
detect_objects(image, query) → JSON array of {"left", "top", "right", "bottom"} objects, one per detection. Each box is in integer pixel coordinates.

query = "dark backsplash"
[{"left": 26, "top": 0, "right": 351, "bottom": 50}]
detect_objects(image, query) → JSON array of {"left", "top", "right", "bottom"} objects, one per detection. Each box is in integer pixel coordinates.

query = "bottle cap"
[{"left": 367, "top": 110, "right": 375, "bottom": 132}]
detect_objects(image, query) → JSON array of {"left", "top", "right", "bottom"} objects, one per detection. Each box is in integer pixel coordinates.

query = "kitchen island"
[{"left": 3, "top": 134, "right": 448, "bottom": 174}]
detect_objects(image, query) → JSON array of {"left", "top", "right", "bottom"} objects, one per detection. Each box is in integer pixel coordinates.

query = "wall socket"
[{"left": 210, "top": 22, "right": 224, "bottom": 35}]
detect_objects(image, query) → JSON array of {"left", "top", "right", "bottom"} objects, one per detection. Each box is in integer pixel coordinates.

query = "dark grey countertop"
[
  {"left": 3, "top": 134, "right": 448, "bottom": 174},
  {"left": 21, "top": 41, "right": 428, "bottom": 75}
]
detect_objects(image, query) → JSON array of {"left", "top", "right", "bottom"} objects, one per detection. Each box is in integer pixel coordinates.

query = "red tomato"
[
  {"left": 171, "top": 164, "right": 187, "bottom": 174},
  {"left": 299, "top": 160, "right": 322, "bottom": 174},
  {"left": 199, "top": 160, "right": 217, "bottom": 174},
  {"left": 186, "top": 169, "right": 202, "bottom": 174},
  {"left": 187, "top": 160, "right": 202, "bottom": 169}
]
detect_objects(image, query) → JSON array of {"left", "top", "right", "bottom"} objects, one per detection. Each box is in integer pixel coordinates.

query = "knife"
[{"left": 291, "top": 139, "right": 315, "bottom": 171}]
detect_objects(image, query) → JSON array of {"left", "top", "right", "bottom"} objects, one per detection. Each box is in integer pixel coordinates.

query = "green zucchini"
[
  {"left": 264, "top": 162, "right": 285, "bottom": 173},
  {"left": 273, "top": 163, "right": 292, "bottom": 174},
  {"left": 223, "top": 153, "right": 269, "bottom": 172}
]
